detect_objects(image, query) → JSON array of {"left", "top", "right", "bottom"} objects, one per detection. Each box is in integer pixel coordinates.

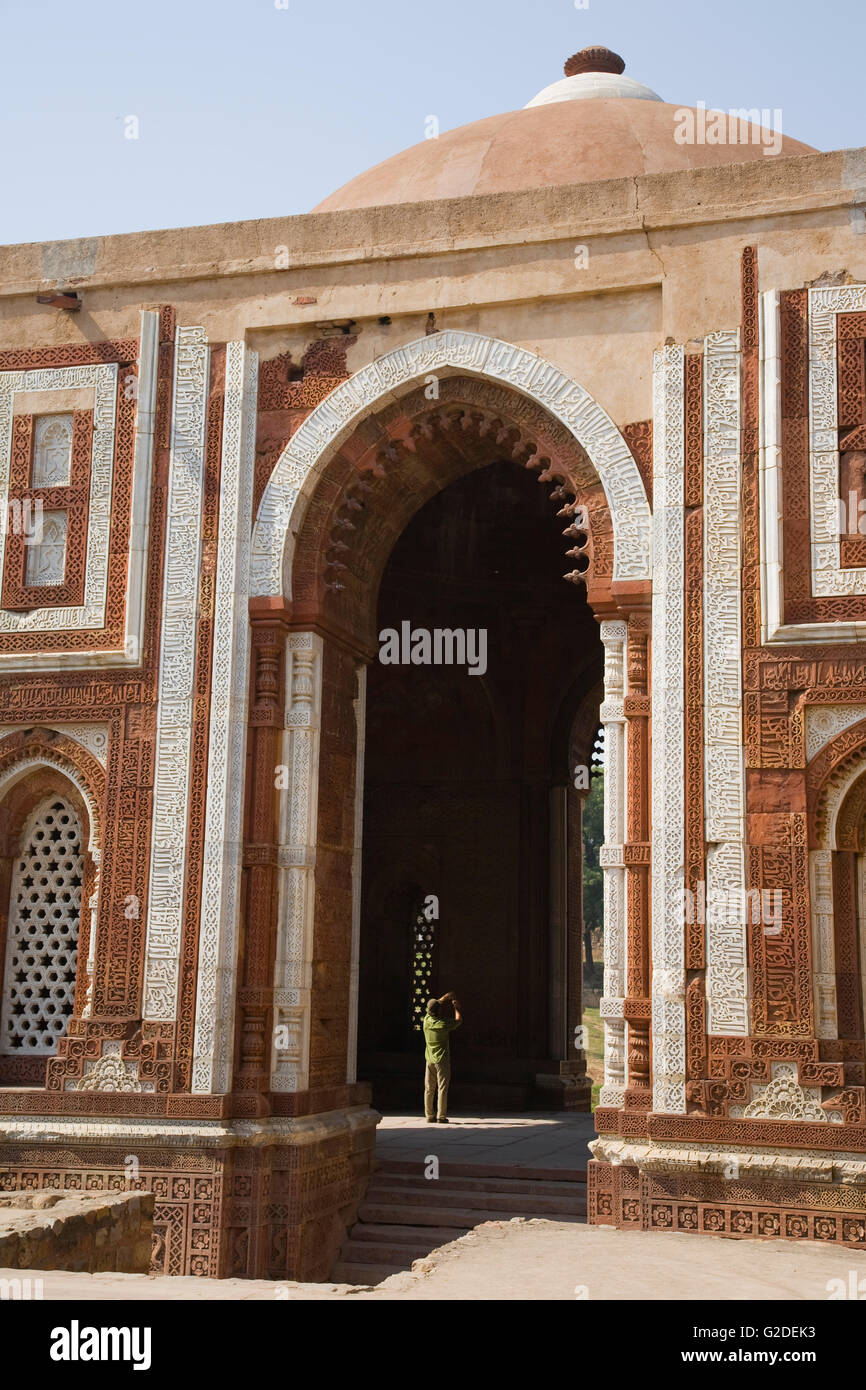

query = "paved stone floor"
[
  {"left": 4, "top": 1219, "right": 866, "bottom": 1300},
  {"left": 374, "top": 1112, "right": 594, "bottom": 1171}
]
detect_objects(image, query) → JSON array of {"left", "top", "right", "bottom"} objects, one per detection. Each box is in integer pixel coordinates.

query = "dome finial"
[{"left": 564, "top": 45, "right": 625, "bottom": 78}]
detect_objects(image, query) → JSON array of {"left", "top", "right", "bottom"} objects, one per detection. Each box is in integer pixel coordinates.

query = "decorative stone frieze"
[
  {"left": 741, "top": 1074, "right": 827, "bottom": 1122},
  {"left": 650, "top": 345, "right": 686, "bottom": 1112},
  {"left": 143, "top": 325, "right": 210, "bottom": 1023},
  {"left": 0, "top": 723, "right": 109, "bottom": 766},
  {"left": 806, "top": 704, "right": 866, "bottom": 760},
  {"left": 703, "top": 330, "right": 749, "bottom": 1035},
  {"left": 192, "top": 342, "right": 258, "bottom": 1094},
  {"left": 66, "top": 1041, "right": 153, "bottom": 1094}
]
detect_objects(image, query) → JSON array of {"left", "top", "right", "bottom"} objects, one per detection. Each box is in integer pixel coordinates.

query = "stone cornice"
[{"left": 1, "top": 147, "right": 863, "bottom": 300}]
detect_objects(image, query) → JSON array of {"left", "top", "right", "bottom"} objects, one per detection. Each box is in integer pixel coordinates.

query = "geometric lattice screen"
[
  {"left": 591, "top": 723, "right": 605, "bottom": 778},
  {"left": 411, "top": 906, "right": 436, "bottom": 1032},
  {"left": 0, "top": 797, "right": 82, "bottom": 1054}
]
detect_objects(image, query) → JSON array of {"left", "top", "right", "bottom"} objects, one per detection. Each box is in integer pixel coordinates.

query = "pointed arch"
[
  {"left": 250, "top": 330, "right": 652, "bottom": 598},
  {"left": 0, "top": 729, "right": 104, "bottom": 857}
]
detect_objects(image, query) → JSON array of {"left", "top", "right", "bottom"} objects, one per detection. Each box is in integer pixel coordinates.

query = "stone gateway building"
[{"left": 1, "top": 44, "right": 866, "bottom": 1278}]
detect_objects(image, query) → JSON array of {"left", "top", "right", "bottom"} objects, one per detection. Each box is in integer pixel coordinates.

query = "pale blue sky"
[{"left": 1, "top": 0, "right": 863, "bottom": 245}]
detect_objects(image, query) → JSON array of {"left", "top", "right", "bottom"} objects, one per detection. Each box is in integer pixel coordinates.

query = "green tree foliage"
[{"left": 582, "top": 772, "right": 604, "bottom": 935}]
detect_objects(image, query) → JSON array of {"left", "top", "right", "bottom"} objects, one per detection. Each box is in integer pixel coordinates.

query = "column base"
[
  {"left": 0, "top": 1104, "right": 379, "bottom": 1279},
  {"left": 588, "top": 1137, "right": 866, "bottom": 1248},
  {"left": 531, "top": 1065, "right": 592, "bottom": 1112}
]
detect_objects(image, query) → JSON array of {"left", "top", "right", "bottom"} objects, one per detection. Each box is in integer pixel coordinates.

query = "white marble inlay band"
[
  {"left": 142, "top": 325, "right": 209, "bottom": 1023},
  {"left": 650, "top": 344, "right": 687, "bottom": 1112},
  {"left": 192, "top": 342, "right": 257, "bottom": 1092},
  {"left": 703, "top": 329, "right": 749, "bottom": 1036}
]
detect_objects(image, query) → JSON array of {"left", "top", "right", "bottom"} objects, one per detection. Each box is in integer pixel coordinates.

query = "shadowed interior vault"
[{"left": 358, "top": 461, "right": 601, "bottom": 1111}]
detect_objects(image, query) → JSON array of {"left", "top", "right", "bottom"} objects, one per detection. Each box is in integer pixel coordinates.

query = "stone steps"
[
  {"left": 358, "top": 1200, "right": 560, "bottom": 1229},
  {"left": 333, "top": 1161, "right": 587, "bottom": 1285},
  {"left": 372, "top": 1170, "right": 587, "bottom": 1199},
  {"left": 341, "top": 1235, "right": 447, "bottom": 1267},
  {"left": 349, "top": 1220, "right": 467, "bottom": 1246},
  {"left": 377, "top": 1159, "right": 589, "bottom": 1184},
  {"left": 362, "top": 1182, "right": 586, "bottom": 1219}
]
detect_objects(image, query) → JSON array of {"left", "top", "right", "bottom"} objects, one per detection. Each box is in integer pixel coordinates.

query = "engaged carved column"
[
  {"left": 566, "top": 781, "right": 586, "bottom": 1063},
  {"left": 548, "top": 783, "right": 568, "bottom": 1060},
  {"left": 346, "top": 663, "right": 367, "bottom": 1084},
  {"left": 599, "top": 619, "right": 627, "bottom": 1106},
  {"left": 650, "top": 342, "right": 687, "bottom": 1114},
  {"left": 234, "top": 617, "right": 288, "bottom": 1107},
  {"left": 271, "top": 633, "right": 323, "bottom": 1093},
  {"left": 703, "top": 330, "right": 748, "bottom": 1036},
  {"left": 810, "top": 849, "right": 837, "bottom": 1038},
  {"left": 624, "top": 616, "right": 651, "bottom": 1097},
  {"left": 832, "top": 849, "right": 864, "bottom": 1040},
  {"left": 79, "top": 870, "right": 101, "bottom": 1020}
]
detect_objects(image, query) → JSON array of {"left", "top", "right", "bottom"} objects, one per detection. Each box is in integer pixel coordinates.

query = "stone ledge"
[
  {"left": 590, "top": 1134, "right": 866, "bottom": 1185},
  {"left": 0, "top": 148, "right": 862, "bottom": 295},
  {"left": 0, "top": 1103, "right": 380, "bottom": 1149},
  {"left": 0, "top": 1191, "right": 154, "bottom": 1274}
]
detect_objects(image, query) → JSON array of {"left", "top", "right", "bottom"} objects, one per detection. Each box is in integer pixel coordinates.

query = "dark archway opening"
[{"left": 358, "top": 459, "right": 602, "bottom": 1112}]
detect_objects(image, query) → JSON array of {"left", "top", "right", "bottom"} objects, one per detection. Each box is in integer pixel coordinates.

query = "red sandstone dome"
[{"left": 314, "top": 46, "right": 815, "bottom": 212}]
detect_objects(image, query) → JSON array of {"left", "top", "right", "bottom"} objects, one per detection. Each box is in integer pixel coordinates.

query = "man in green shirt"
[{"left": 423, "top": 992, "right": 462, "bottom": 1123}]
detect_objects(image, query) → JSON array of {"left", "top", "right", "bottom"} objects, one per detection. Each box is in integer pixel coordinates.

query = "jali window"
[
  {"left": 411, "top": 904, "right": 436, "bottom": 1031},
  {"left": 0, "top": 797, "right": 82, "bottom": 1055}
]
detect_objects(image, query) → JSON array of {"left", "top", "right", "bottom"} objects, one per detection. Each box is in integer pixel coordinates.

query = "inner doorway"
[{"left": 357, "top": 460, "right": 602, "bottom": 1112}]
